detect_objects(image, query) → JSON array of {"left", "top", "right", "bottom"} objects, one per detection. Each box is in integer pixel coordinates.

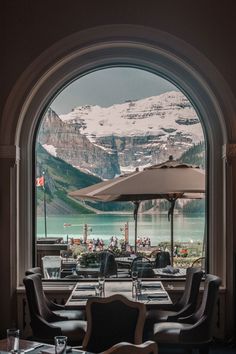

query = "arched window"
[
  {"left": 4, "top": 27, "right": 233, "bottom": 325},
  {"left": 35, "top": 66, "right": 206, "bottom": 278}
]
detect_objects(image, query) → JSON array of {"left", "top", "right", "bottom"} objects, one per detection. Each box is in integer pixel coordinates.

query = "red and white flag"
[{"left": 36, "top": 176, "right": 45, "bottom": 187}]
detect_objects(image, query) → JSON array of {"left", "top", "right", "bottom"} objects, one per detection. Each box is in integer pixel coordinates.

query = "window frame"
[{"left": 34, "top": 66, "right": 207, "bottom": 275}]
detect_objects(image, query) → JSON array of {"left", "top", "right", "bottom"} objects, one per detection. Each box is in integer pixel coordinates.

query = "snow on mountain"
[
  {"left": 43, "top": 144, "right": 57, "bottom": 157},
  {"left": 39, "top": 91, "right": 204, "bottom": 179},
  {"left": 59, "top": 91, "right": 203, "bottom": 144}
]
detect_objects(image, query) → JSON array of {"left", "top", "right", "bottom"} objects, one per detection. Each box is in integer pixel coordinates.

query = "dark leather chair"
[
  {"left": 101, "top": 340, "right": 158, "bottom": 354},
  {"left": 99, "top": 251, "right": 118, "bottom": 277},
  {"left": 154, "top": 251, "right": 171, "bottom": 268},
  {"left": 23, "top": 274, "right": 86, "bottom": 345},
  {"left": 25, "top": 267, "right": 85, "bottom": 320},
  {"left": 82, "top": 294, "right": 146, "bottom": 353},
  {"left": 152, "top": 274, "right": 221, "bottom": 354},
  {"left": 131, "top": 257, "right": 154, "bottom": 278},
  {"left": 144, "top": 267, "right": 203, "bottom": 339}
]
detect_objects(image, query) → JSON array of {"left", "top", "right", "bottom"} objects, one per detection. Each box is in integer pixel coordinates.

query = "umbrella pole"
[
  {"left": 168, "top": 198, "right": 176, "bottom": 266},
  {"left": 133, "top": 201, "right": 140, "bottom": 253}
]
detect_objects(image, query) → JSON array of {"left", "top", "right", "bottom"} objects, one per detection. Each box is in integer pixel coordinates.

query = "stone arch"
[{"left": 1, "top": 24, "right": 236, "bottom": 333}]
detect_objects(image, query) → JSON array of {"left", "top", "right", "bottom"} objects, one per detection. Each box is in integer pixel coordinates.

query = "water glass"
[
  {"left": 54, "top": 336, "right": 67, "bottom": 354},
  {"left": 98, "top": 276, "right": 105, "bottom": 294},
  {"left": 7, "top": 328, "right": 20, "bottom": 353},
  {"left": 95, "top": 285, "right": 102, "bottom": 297},
  {"left": 131, "top": 270, "right": 138, "bottom": 281},
  {"left": 136, "top": 278, "right": 142, "bottom": 299}
]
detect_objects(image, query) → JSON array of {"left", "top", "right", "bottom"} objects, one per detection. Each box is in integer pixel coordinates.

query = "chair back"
[
  {"left": 25, "top": 267, "right": 43, "bottom": 276},
  {"left": 83, "top": 294, "right": 146, "bottom": 353},
  {"left": 194, "top": 274, "right": 221, "bottom": 322},
  {"left": 131, "top": 257, "right": 154, "bottom": 278},
  {"left": 99, "top": 251, "right": 118, "bottom": 277},
  {"left": 180, "top": 274, "right": 221, "bottom": 343},
  {"left": 25, "top": 268, "right": 65, "bottom": 311},
  {"left": 23, "top": 274, "right": 62, "bottom": 323},
  {"left": 42, "top": 256, "right": 62, "bottom": 278},
  {"left": 191, "top": 256, "right": 206, "bottom": 271},
  {"left": 154, "top": 252, "right": 171, "bottom": 268},
  {"left": 175, "top": 267, "right": 203, "bottom": 312},
  {"left": 131, "top": 257, "right": 152, "bottom": 275},
  {"left": 101, "top": 341, "right": 158, "bottom": 354}
]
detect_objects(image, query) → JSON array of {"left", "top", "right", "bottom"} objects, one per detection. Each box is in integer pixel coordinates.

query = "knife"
[{"left": 24, "top": 344, "right": 45, "bottom": 353}]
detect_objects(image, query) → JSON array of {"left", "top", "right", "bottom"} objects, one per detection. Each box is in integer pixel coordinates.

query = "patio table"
[
  {"left": 75, "top": 264, "right": 101, "bottom": 277},
  {"left": 115, "top": 256, "right": 134, "bottom": 264},
  {"left": 153, "top": 267, "right": 187, "bottom": 278}
]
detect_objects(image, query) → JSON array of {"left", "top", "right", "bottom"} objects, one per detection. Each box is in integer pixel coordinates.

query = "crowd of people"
[
  {"left": 87, "top": 238, "right": 105, "bottom": 251},
  {"left": 136, "top": 236, "right": 151, "bottom": 248}
]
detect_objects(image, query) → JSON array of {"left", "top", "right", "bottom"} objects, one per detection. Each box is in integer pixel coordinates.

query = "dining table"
[
  {"left": 65, "top": 280, "right": 172, "bottom": 309},
  {"left": 0, "top": 338, "right": 93, "bottom": 354}
]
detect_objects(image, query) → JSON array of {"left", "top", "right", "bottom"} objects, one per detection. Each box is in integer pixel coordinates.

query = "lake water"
[{"left": 36, "top": 213, "right": 205, "bottom": 246}]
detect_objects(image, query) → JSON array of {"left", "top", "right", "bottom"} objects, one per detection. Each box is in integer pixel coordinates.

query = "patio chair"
[
  {"left": 23, "top": 274, "right": 86, "bottom": 345},
  {"left": 131, "top": 257, "right": 154, "bottom": 278},
  {"left": 82, "top": 294, "right": 146, "bottom": 353},
  {"left": 154, "top": 251, "right": 171, "bottom": 268},
  {"left": 101, "top": 340, "right": 158, "bottom": 354},
  {"left": 41, "top": 255, "right": 62, "bottom": 279},
  {"left": 144, "top": 267, "right": 203, "bottom": 339},
  {"left": 191, "top": 256, "right": 206, "bottom": 271},
  {"left": 152, "top": 274, "right": 221, "bottom": 354},
  {"left": 99, "top": 251, "right": 118, "bottom": 277},
  {"left": 25, "top": 267, "right": 85, "bottom": 320}
]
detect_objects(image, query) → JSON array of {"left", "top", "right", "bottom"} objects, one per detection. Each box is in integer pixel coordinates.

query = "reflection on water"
[{"left": 36, "top": 213, "right": 205, "bottom": 246}]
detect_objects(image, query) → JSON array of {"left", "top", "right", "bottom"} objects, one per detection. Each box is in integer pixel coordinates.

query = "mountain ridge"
[{"left": 38, "top": 91, "right": 204, "bottom": 179}]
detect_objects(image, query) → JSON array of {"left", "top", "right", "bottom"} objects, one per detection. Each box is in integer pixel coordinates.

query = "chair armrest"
[
  {"left": 49, "top": 301, "right": 65, "bottom": 311},
  {"left": 167, "top": 304, "right": 192, "bottom": 321},
  {"left": 49, "top": 312, "right": 69, "bottom": 322},
  {"left": 31, "top": 314, "right": 62, "bottom": 337},
  {"left": 177, "top": 313, "right": 197, "bottom": 324}
]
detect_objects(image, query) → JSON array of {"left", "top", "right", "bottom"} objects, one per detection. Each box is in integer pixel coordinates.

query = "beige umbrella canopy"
[{"left": 69, "top": 156, "right": 205, "bottom": 262}]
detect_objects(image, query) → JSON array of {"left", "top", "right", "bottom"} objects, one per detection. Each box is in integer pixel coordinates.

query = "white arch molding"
[{"left": 2, "top": 25, "right": 236, "bottom": 332}]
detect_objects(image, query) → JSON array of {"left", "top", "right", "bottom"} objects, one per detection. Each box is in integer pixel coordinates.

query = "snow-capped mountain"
[
  {"left": 38, "top": 91, "right": 204, "bottom": 179},
  {"left": 60, "top": 91, "right": 202, "bottom": 140}
]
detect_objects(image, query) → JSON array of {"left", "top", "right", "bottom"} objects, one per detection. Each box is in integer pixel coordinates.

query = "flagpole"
[
  {"left": 133, "top": 201, "right": 140, "bottom": 253},
  {"left": 168, "top": 197, "right": 176, "bottom": 266},
  {"left": 43, "top": 171, "right": 48, "bottom": 238}
]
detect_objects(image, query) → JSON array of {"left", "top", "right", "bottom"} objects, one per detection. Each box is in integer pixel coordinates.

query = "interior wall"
[{"left": 1, "top": 0, "right": 236, "bottom": 338}]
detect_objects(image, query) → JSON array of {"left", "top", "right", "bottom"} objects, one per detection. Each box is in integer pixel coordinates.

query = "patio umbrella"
[{"left": 69, "top": 156, "right": 205, "bottom": 263}]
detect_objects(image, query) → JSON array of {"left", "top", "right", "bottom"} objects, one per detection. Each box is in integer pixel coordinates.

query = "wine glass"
[
  {"left": 131, "top": 271, "right": 138, "bottom": 298},
  {"left": 98, "top": 275, "right": 105, "bottom": 296}
]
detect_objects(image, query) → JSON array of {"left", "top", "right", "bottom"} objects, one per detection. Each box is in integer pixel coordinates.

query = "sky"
[{"left": 51, "top": 67, "right": 179, "bottom": 115}]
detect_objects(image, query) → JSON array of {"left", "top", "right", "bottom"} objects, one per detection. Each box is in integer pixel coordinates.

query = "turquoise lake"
[{"left": 36, "top": 213, "right": 205, "bottom": 246}]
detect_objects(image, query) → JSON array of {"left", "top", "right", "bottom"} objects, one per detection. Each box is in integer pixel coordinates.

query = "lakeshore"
[{"left": 36, "top": 212, "right": 205, "bottom": 248}]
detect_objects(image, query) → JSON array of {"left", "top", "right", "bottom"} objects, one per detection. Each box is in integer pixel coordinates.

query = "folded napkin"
[
  {"left": 162, "top": 265, "right": 180, "bottom": 274},
  {"left": 142, "top": 283, "right": 162, "bottom": 289},
  {"left": 75, "top": 284, "right": 96, "bottom": 290},
  {"left": 147, "top": 293, "right": 169, "bottom": 299},
  {"left": 71, "top": 294, "right": 94, "bottom": 300},
  {"left": 69, "top": 298, "right": 87, "bottom": 302}
]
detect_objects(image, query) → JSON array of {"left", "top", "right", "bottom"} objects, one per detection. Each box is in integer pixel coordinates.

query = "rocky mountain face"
[
  {"left": 38, "top": 91, "right": 204, "bottom": 179},
  {"left": 38, "top": 109, "right": 120, "bottom": 178}
]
